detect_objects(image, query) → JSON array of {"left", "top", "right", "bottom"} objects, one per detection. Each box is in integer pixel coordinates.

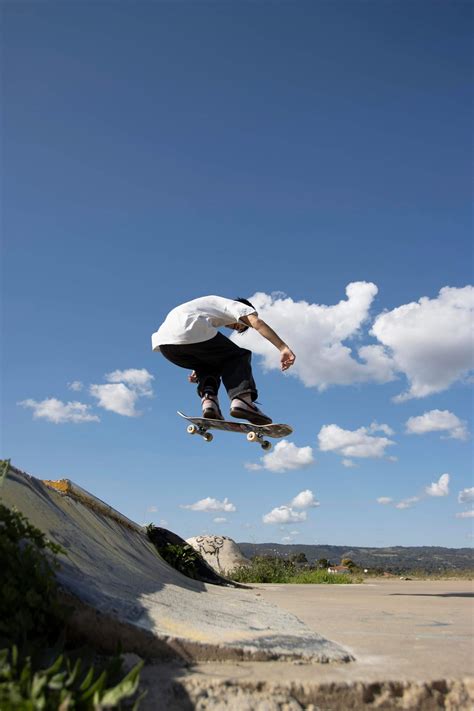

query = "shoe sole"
[
  {"left": 230, "top": 407, "right": 273, "bottom": 426},
  {"left": 202, "top": 410, "right": 224, "bottom": 420}
]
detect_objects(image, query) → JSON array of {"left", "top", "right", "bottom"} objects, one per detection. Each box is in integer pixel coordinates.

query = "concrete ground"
[
  {"left": 139, "top": 578, "right": 474, "bottom": 710},
  {"left": 256, "top": 579, "right": 474, "bottom": 680}
]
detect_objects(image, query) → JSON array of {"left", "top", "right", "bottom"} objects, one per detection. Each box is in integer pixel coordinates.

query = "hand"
[
  {"left": 188, "top": 371, "right": 198, "bottom": 383},
  {"left": 280, "top": 347, "right": 295, "bottom": 371}
]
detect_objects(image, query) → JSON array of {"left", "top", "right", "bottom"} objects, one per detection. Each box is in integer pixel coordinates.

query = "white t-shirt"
[{"left": 151, "top": 295, "right": 257, "bottom": 351}]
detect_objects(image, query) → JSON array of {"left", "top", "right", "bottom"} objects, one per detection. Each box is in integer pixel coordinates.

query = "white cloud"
[
  {"left": 146, "top": 505, "right": 158, "bottom": 513},
  {"left": 318, "top": 423, "right": 395, "bottom": 459},
  {"left": 458, "top": 488, "right": 474, "bottom": 504},
  {"left": 425, "top": 473, "right": 450, "bottom": 498},
  {"left": 368, "top": 422, "right": 395, "bottom": 436},
  {"left": 380, "top": 473, "right": 453, "bottom": 510},
  {"left": 19, "top": 398, "right": 99, "bottom": 424},
  {"left": 213, "top": 517, "right": 227, "bottom": 523},
  {"left": 90, "top": 383, "right": 139, "bottom": 417},
  {"left": 342, "top": 459, "right": 358, "bottom": 468},
  {"left": 263, "top": 490, "right": 319, "bottom": 525},
  {"left": 395, "top": 497, "right": 421, "bottom": 510},
  {"left": 181, "top": 497, "right": 236, "bottom": 512},
  {"left": 90, "top": 368, "right": 154, "bottom": 417},
  {"left": 406, "top": 410, "right": 469, "bottom": 441},
  {"left": 67, "top": 381, "right": 83, "bottom": 392},
  {"left": 244, "top": 462, "right": 263, "bottom": 471},
  {"left": 290, "top": 489, "right": 320, "bottom": 509},
  {"left": 262, "top": 506, "right": 307, "bottom": 525},
  {"left": 105, "top": 368, "right": 154, "bottom": 396},
  {"left": 248, "top": 440, "right": 314, "bottom": 473},
  {"left": 232, "top": 283, "right": 397, "bottom": 390},
  {"left": 455, "top": 510, "right": 474, "bottom": 519},
  {"left": 371, "top": 286, "right": 474, "bottom": 401},
  {"left": 233, "top": 285, "right": 473, "bottom": 401}
]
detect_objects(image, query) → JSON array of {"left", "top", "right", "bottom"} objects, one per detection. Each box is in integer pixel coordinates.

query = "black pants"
[{"left": 160, "top": 333, "right": 258, "bottom": 401}]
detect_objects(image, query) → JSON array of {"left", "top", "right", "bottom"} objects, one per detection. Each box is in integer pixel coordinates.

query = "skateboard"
[{"left": 177, "top": 411, "right": 293, "bottom": 451}]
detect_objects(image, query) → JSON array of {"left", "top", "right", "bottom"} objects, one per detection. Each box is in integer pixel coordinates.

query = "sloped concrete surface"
[{"left": 1, "top": 466, "right": 352, "bottom": 664}]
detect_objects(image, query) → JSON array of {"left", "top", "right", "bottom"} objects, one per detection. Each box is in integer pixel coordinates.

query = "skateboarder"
[{"left": 152, "top": 295, "right": 296, "bottom": 424}]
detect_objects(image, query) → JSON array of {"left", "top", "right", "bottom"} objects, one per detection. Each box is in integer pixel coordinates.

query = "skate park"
[{"left": 2, "top": 465, "right": 472, "bottom": 709}]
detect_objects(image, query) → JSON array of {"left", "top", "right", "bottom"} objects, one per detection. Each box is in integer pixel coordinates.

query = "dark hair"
[
  {"left": 234, "top": 297, "right": 256, "bottom": 310},
  {"left": 233, "top": 297, "right": 256, "bottom": 334}
]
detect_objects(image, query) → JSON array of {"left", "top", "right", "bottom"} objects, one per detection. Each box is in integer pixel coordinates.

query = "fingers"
[{"left": 281, "top": 352, "right": 296, "bottom": 371}]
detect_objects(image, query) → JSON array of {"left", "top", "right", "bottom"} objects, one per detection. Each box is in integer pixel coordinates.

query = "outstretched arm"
[{"left": 240, "top": 314, "right": 296, "bottom": 371}]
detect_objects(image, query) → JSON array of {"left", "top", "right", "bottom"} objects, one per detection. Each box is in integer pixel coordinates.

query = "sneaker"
[
  {"left": 230, "top": 397, "right": 273, "bottom": 425},
  {"left": 201, "top": 394, "right": 224, "bottom": 420}
]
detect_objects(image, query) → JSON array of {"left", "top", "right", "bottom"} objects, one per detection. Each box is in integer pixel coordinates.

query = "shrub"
[
  {"left": 146, "top": 525, "right": 203, "bottom": 580},
  {"left": 157, "top": 543, "right": 202, "bottom": 579},
  {"left": 0, "top": 645, "right": 144, "bottom": 710},
  {"left": 230, "top": 556, "right": 296, "bottom": 583},
  {"left": 0, "top": 500, "right": 67, "bottom": 655}
]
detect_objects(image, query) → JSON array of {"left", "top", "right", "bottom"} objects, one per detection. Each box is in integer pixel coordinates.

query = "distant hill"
[{"left": 237, "top": 542, "right": 473, "bottom": 573}]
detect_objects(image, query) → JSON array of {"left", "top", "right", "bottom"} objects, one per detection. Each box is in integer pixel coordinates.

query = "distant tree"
[
  {"left": 317, "top": 558, "right": 330, "bottom": 569},
  {"left": 341, "top": 558, "right": 356, "bottom": 569},
  {"left": 290, "top": 552, "right": 308, "bottom": 565}
]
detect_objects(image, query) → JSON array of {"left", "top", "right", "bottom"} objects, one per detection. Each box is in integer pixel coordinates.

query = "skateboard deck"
[{"left": 177, "top": 411, "right": 292, "bottom": 450}]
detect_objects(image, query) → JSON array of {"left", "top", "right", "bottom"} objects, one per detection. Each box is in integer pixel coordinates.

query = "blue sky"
[{"left": 3, "top": 0, "right": 472, "bottom": 548}]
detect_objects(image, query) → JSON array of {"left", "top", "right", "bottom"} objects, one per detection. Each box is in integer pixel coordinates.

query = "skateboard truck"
[
  {"left": 246, "top": 431, "right": 272, "bottom": 451},
  {"left": 187, "top": 423, "right": 213, "bottom": 442}
]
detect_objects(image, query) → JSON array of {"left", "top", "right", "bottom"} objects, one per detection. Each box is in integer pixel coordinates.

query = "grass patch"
[
  {"left": 228, "top": 556, "right": 361, "bottom": 584},
  {"left": 290, "top": 569, "right": 362, "bottom": 584}
]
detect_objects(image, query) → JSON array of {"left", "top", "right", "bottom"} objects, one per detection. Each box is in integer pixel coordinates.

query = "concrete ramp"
[{"left": 1, "top": 466, "right": 353, "bottom": 664}]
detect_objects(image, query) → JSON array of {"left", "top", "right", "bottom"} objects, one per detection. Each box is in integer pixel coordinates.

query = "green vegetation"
[
  {"left": 0, "top": 646, "right": 144, "bottom": 710},
  {"left": 0, "top": 460, "right": 145, "bottom": 709},
  {"left": 291, "top": 569, "right": 362, "bottom": 584},
  {"left": 146, "top": 524, "right": 204, "bottom": 580},
  {"left": 228, "top": 556, "right": 361, "bottom": 584},
  {"left": 229, "top": 556, "right": 296, "bottom": 583},
  {"left": 0, "top": 499, "right": 66, "bottom": 655}
]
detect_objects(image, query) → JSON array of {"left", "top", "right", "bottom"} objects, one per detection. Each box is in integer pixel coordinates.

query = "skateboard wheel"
[
  {"left": 261, "top": 440, "right": 272, "bottom": 451},
  {"left": 187, "top": 424, "right": 197, "bottom": 435},
  {"left": 203, "top": 432, "right": 213, "bottom": 442},
  {"left": 247, "top": 432, "right": 258, "bottom": 442}
]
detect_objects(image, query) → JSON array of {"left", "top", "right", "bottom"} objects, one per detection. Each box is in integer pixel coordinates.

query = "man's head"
[{"left": 227, "top": 297, "right": 256, "bottom": 334}]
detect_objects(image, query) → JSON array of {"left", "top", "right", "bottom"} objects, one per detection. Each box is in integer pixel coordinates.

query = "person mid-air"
[{"left": 152, "top": 295, "right": 296, "bottom": 424}]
